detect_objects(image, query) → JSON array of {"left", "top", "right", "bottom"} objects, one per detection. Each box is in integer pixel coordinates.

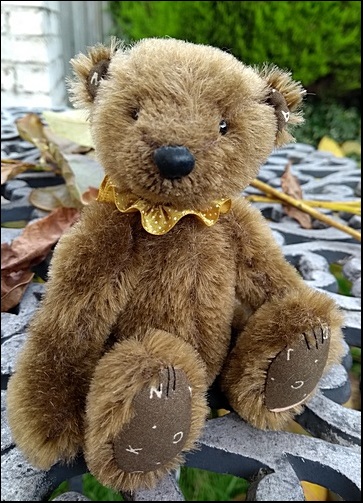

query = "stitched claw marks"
[
  {"left": 303, "top": 325, "right": 330, "bottom": 350},
  {"left": 265, "top": 325, "right": 331, "bottom": 412},
  {"left": 113, "top": 367, "right": 192, "bottom": 473}
]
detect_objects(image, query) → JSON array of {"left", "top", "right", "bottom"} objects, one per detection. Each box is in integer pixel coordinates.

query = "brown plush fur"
[{"left": 7, "top": 37, "right": 344, "bottom": 493}]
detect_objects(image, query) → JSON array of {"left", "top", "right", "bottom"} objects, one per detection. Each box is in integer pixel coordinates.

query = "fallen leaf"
[
  {"left": 29, "top": 184, "right": 81, "bottom": 211},
  {"left": 59, "top": 153, "right": 104, "bottom": 202},
  {"left": 301, "top": 481, "right": 329, "bottom": 501},
  {"left": 15, "top": 113, "right": 47, "bottom": 147},
  {"left": 216, "top": 408, "right": 230, "bottom": 417},
  {"left": 70, "top": 144, "right": 94, "bottom": 155},
  {"left": 42, "top": 109, "right": 94, "bottom": 149},
  {"left": 284, "top": 419, "right": 310, "bottom": 436},
  {"left": 281, "top": 162, "right": 304, "bottom": 200},
  {"left": 81, "top": 186, "right": 100, "bottom": 205},
  {"left": 42, "top": 128, "right": 103, "bottom": 204},
  {"left": 344, "top": 372, "right": 361, "bottom": 411},
  {"left": 15, "top": 113, "right": 59, "bottom": 170},
  {"left": 1, "top": 206, "right": 80, "bottom": 271},
  {"left": 15, "top": 114, "right": 92, "bottom": 172},
  {"left": 1, "top": 270, "right": 34, "bottom": 312},
  {"left": 281, "top": 163, "right": 312, "bottom": 229},
  {"left": 318, "top": 136, "right": 344, "bottom": 157},
  {"left": 14, "top": 112, "right": 104, "bottom": 207},
  {"left": 1, "top": 159, "right": 47, "bottom": 185},
  {"left": 341, "top": 140, "right": 361, "bottom": 157},
  {"left": 44, "top": 127, "right": 90, "bottom": 155},
  {"left": 1, "top": 207, "right": 80, "bottom": 311}
]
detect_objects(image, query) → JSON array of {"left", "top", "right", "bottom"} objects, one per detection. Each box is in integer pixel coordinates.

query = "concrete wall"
[
  {"left": 1, "top": 0, "right": 113, "bottom": 108},
  {"left": 1, "top": 1, "right": 66, "bottom": 108}
]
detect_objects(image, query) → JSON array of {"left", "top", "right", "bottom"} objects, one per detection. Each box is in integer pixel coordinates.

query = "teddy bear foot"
[
  {"left": 113, "top": 366, "right": 192, "bottom": 473},
  {"left": 265, "top": 325, "right": 330, "bottom": 412},
  {"left": 84, "top": 331, "right": 208, "bottom": 490}
]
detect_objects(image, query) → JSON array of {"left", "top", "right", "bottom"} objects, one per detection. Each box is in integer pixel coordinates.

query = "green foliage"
[
  {"left": 329, "top": 263, "right": 353, "bottom": 296},
  {"left": 350, "top": 346, "right": 361, "bottom": 379},
  {"left": 179, "top": 467, "right": 249, "bottom": 501},
  {"left": 49, "top": 469, "right": 249, "bottom": 501},
  {"left": 294, "top": 98, "right": 362, "bottom": 146},
  {"left": 82, "top": 474, "right": 124, "bottom": 500},
  {"left": 108, "top": 0, "right": 361, "bottom": 100},
  {"left": 49, "top": 475, "right": 123, "bottom": 501},
  {"left": 49, "top": 480, "right": 69, "bottom": 500}
]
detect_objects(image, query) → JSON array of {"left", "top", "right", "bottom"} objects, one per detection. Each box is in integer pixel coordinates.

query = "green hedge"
[
  {"left": 294, "top": 99, "right": 361, "bottom": 146},
  {"left": 108, "top": 1, "right": 361, "bottom": 100}
]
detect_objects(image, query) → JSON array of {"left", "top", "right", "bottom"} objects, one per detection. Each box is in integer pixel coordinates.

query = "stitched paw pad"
[
  {"left": 265, "top": 325, "right": 330, "bottom": 412},
  {"left": 113, "top": 366, "right": 192, "bottom": 473}
]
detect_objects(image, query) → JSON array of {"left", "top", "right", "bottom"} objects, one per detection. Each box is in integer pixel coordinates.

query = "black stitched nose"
[{"left": 153, "top": 146, "right": 195, "bottom": 179}]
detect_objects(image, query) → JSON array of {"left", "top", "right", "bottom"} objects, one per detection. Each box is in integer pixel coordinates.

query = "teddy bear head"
[{"left": 69, "top": 38, "right": 305, "bottom": 210}]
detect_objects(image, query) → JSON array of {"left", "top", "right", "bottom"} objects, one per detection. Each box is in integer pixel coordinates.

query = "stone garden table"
[{"left": 1, "top": 107, "right": 361, "bottom": 501}]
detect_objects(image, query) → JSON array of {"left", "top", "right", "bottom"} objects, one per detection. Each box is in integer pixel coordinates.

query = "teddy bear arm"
[
  {"left": 6, "top": 209, "right": 133, "bottom": 469},
  {"left": 230, "top": 201, "right": 344, "bottom": 341},
  {"left": 230, "top": 200, "right": 308, "bottom": 307}
]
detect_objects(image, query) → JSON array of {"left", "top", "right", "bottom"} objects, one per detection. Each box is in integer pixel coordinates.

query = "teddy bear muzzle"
[{"left": 153, "top": 145, "right": 195, "bottom": 179}]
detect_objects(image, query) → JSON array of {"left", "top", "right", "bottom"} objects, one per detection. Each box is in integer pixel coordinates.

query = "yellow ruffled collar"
[{"left": 96, "top": 176, "right": 231, "bottom": 235}]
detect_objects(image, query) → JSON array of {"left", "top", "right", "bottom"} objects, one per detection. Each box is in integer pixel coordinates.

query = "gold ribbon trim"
[{"left": 96, "top": 176, "right": 231, "bottom": 235}]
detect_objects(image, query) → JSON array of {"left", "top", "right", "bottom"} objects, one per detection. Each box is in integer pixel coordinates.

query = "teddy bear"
[{"left": 7, "top": 37, "right": 344, "bottom": 493}]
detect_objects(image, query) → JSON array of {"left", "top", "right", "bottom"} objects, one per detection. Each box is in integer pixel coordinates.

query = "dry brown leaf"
[
  {"left": 44, "top": 129, "right": 103, "bottom": 204},
  {"left": 1, "top": 270, "right": 34, "bottom": 312},
  {"left": 15, "top": 114, "right": 92, "bottom": 172},
  {"left": 15, "top": 113, "right": 48, "bottom": 147},
  {"left": 344, "top": 372, "right": 361, "bottom": 411},
  {"left": 81, "top": 186, "right": 99, "bottom": 205},
  {"left": 1, "top": 207, "right": 80, "bottom": 311},
  {"left": 251, "top": 179, "right": 361, "bottom": 241},
  {"left": 1, "top": 206, "right": 80, "bottom": 271},
  {"left": 281, "top": 163, "right": 312, "bottom": 229},
  {"left": 13, "top": 113, "right": 103, "bottom": 207},
  {"left": 1, "top": 159, "right": 53, "bottom": 186},
  {"left": 1, "top": 160, "right": 41, "bottom": 185},
  {"left": 29, "top": 184, "right": 79, "bottom": 212},
  {"left": 15, "top": 113, "right": 59, "bottom": 170}
]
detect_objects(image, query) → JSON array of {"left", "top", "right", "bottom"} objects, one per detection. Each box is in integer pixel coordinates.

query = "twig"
[
  {"left": 246, "top": 195, "right": 361, "bottom": 215},
  {"left": 250, "top": 179, "right": 361, "bottom": 242}
]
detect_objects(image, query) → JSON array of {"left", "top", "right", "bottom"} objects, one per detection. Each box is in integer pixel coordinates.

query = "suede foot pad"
[
  {"left": 265, "top": 325, "right": 330, "bottom": 412},
  {"left": 113, "top": 367, "right": 192, "bottom": 473}
]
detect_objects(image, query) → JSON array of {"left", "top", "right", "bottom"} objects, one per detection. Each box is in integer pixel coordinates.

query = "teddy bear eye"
[
  {"left": 219, "top": 120, "right": 228, "bottom": 135},
  {"left": 131, "top": 109, "right": 139, "bottom": 120}
]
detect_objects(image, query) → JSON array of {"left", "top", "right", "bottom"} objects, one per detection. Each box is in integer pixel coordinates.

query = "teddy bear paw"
[
  {"left": 113, "top": 366, "right": 192, "bottom": 473},
  {"left": 265, "top": 325, "right": 330, "bottom": 412}
]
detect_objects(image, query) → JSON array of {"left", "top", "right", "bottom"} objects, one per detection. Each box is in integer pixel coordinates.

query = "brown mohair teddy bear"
[{"left": 7, "top": 38, "right": 344, "bottom": 492}]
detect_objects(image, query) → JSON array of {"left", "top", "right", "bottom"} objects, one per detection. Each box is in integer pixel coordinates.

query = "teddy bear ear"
[
  {"left": 258, "top": 64, "right": 307, "bottom": 146},
  {"left": 68, "top": 37, "right": 121, "bottom": 109}
]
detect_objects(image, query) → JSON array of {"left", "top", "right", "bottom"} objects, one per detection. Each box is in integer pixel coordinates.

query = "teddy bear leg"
[
  {"left": 221, "top": 290, "right": 344, "bottom": 430},
  {"left": 84, "top": 329, "right": 208, "bottom": 492}
]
